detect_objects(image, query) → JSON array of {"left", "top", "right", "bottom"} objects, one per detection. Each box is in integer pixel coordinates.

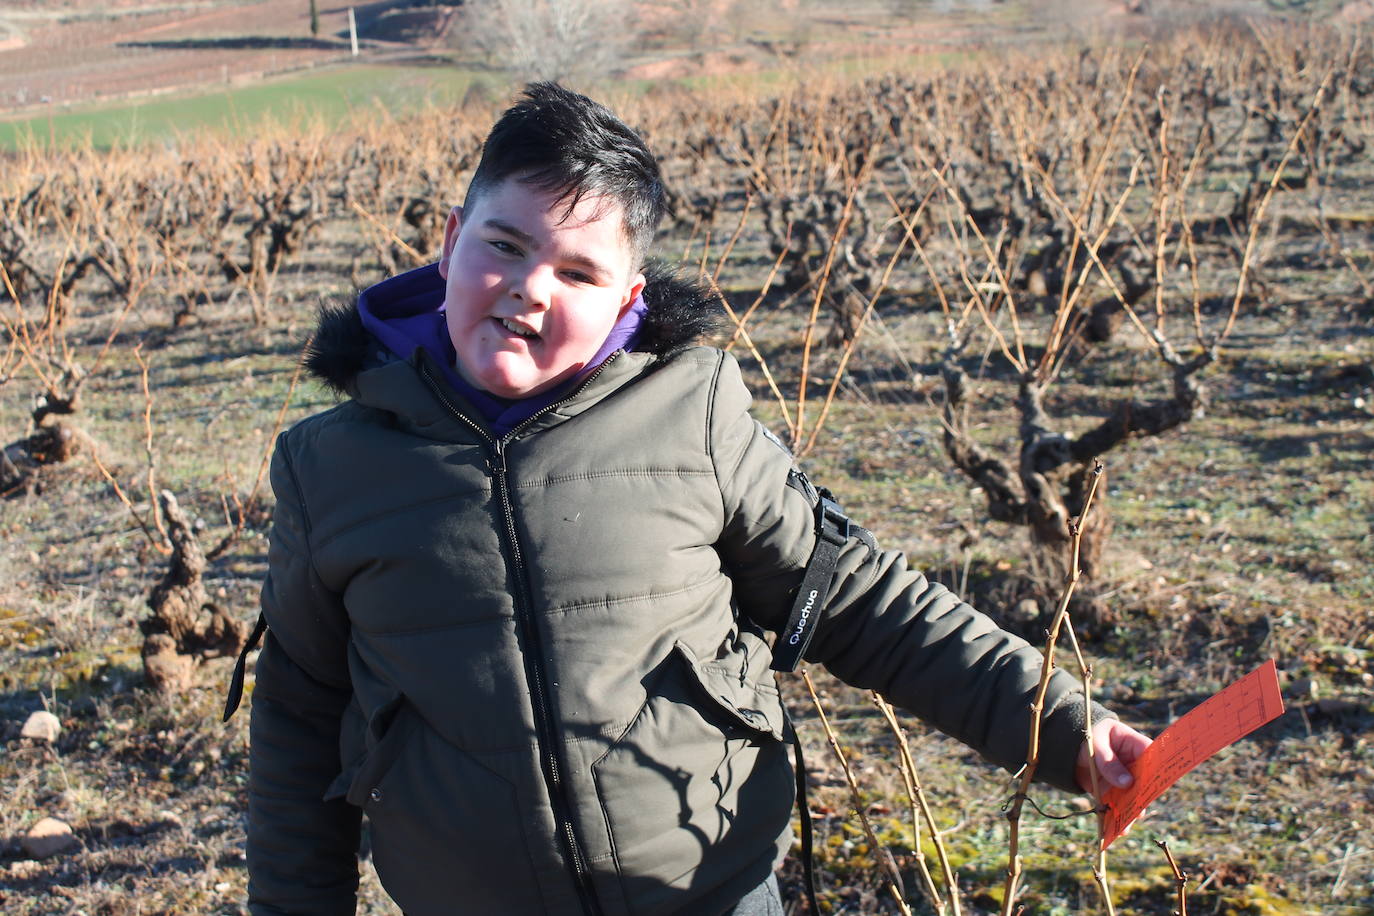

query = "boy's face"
[{"left": 438, "top": 177, "right": 645, "bottom": 400}]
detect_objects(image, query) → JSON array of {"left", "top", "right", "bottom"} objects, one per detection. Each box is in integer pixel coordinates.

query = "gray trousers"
[{"left": 722, "top": 873, "right": 785, "bottom": 916}]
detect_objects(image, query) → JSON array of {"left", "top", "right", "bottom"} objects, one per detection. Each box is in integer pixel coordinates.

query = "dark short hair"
[{"left": 464, "top": 82, "right": 667, "bottom": 267}]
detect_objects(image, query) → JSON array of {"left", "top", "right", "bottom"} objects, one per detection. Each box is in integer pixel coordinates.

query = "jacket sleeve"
[
  {"left": 708, "top": 352, "right": 1108, "bottom": 794},
  {"left": 247, "top": 433, "right": 362, "bottom": 915}
]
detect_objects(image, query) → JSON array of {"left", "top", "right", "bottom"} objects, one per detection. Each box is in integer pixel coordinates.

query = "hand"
[{"left": 1075, "top": 718, "right": 1151, "bottom": 802}]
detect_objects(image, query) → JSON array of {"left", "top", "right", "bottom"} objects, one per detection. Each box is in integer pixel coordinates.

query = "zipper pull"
[{"left": 488, "top": 444, "right": 506, "bottom": 479}]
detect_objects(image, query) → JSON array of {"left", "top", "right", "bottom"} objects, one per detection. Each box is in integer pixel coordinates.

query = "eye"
[
  {"left": 562, "top": 270, "right": 595, "bottom": 285},
  {"left": 488, "top": 239, "right": 520, "bottom": 255}
]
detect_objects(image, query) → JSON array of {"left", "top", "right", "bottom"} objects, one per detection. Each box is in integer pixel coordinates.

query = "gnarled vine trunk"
[
  {"left": 141, "top": 490, "right": 248, "bottom": 692},
  {"left": 941, "top": 356, "right": 1204, "bottom": 633}
]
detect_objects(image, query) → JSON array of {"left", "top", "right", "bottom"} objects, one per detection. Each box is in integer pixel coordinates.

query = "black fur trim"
[
  {"left": 306, "top": 300, "right": 371, "bottom": 395},
  {"left": 637, "top": 260, "right": 727, "bottom": 356}
]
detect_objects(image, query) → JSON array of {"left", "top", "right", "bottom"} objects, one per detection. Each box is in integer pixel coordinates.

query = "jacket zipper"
[{"left": 419, "top": 357, "right": 620, "bottom": 916}]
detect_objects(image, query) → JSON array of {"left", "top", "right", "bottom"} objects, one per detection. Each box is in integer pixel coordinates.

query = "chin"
[
  {"left": 482, "top": 376, "right": 544, "bottom": 399},
  {"left": 466, "top": 361, "right": 542, "bottom": 399},
  {"left": 469, "top": 357, "right": 571, "bottom": 399},
  {"left": 490, "top": 385, "right": 535, "bottom": 399}
]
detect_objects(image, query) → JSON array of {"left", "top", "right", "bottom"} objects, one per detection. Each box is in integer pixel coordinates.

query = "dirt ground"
[{"left": 0, "top": 0, "right": 350, "bottom": 109}]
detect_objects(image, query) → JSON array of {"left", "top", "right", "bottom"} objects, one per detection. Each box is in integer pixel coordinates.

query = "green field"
[
  {"left": 0, "top": 44, "right": 993, "bottom": 152},
  {"left": 0, "top": 63, "right": 483, "bottom": 150}
]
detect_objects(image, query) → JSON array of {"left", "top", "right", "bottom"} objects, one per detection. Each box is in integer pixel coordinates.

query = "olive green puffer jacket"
[{"left": 244, "top": 271, "right": 1101, "bottom": 916}]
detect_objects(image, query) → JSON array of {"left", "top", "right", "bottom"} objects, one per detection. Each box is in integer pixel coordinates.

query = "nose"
[{"left": 509, "top": 263, "right": 554, "bottom": 311}]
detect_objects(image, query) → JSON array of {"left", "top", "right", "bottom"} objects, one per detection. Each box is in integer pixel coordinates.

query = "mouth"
[{"left": 497, "top": 317, "right": 540, "bottom": 341}]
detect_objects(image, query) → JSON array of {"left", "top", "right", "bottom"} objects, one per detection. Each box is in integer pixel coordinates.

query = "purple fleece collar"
[{"left": 355, "top": 263, "right": 646, "bottom": 436}]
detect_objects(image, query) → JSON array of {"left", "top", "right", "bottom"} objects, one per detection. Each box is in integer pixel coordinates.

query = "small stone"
[
  {"left": 22, "top": 817, "right": 77, "bottom": 859},
  {"left": 1011, "top": 598, "right": 1040, "bottom": 625},
  {"left": 155, "top": 809, "right": 185, "bottom": 829},
  {"left": 20, "top": 710, "right": 61, "bottom": 743}
]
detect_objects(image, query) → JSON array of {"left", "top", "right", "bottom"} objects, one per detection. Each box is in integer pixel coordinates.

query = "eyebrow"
[
  {"left": 483, "top": 218, "right": 613, "bottom": 279},
  {"left": 484, "top": 219, "right": 534, "bottom": 246}
]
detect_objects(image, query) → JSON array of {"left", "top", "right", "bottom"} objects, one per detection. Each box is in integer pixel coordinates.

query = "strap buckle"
[{"left": 818, "top": 495, "right": 850, "bottom": 546}]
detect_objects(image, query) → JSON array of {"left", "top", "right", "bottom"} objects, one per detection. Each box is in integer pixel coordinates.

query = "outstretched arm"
[{"left": 708, "top": 351, "right": 1117, "bottom": 793}]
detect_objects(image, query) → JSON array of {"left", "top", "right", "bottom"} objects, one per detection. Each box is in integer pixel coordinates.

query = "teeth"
[{"left": 500, "top": 318, "right": 537, "bottom": 338}]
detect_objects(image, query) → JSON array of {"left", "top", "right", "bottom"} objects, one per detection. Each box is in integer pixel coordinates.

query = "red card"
[{"left": 1100, "top": 659, "right": 1286, "bottom": 849}]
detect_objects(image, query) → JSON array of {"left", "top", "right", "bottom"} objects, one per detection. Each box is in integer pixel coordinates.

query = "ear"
[
  {"left": 436, "top": 206, "right": 463, "bottom": 279},
  {"left": 619, "top": 272, "right": 646, "bottom": 319}
]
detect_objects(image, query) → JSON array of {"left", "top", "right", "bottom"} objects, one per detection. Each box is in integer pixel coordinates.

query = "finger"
[
  {"left": 1094, "top": 722, "right": 1134, "bottom": 788},
  {"left": 1116, "top": 726, "right": 1152, "bottom": 764}
]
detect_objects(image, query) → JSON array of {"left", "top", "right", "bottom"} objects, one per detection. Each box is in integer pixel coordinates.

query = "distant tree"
[
  {"left": 651, "top": 0, "right": 720, "bottom": 49},
  {"left": 309, "top": 0, "right": 319, "bottom": 37},
  {"left": 455, "top": 0, "right": 636, "bottom": 83}
]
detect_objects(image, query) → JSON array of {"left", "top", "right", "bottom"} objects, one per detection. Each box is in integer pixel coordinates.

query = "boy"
[{"left": 235, "top": 83, "right": 1148, "bottom": 915}]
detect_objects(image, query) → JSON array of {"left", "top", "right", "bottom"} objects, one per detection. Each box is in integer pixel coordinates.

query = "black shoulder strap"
[
  {"left": 772, "top": 470, "right": 852, "bottom": 673},
  {"left": 784, "top": 713, "right": 821, "bottom": 914},
  {"left": 771, "top": 470, "right": 881, "bottom": 911},
  {"left": 222, "top": 612, "right": 268, "bottom": 723}
]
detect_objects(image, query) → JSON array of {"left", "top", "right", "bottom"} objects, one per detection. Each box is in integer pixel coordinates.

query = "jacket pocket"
[
  {"left": 342, "top": 694, "right": 416, "bottom": 807},
  {"left": 344, "top": 698, "right": 546, "bottom": 915},
  {"left": 591, "top": 642, "right": 794, "bottom": 912},
  {"left": 691, "top": 647, "right": 788, "bottom": 743}
]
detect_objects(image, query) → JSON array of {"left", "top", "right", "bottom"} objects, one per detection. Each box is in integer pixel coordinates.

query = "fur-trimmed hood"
[{"left": 305, "top": 261, "right": 725, "bottom": 396}]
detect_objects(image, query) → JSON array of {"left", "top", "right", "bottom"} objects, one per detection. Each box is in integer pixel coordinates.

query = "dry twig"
[
  {"left": 133, "top": 345, "right": 170, "bottom": 546},
  {"left": 872, "top": 692, "right": 959, "bottom": 916},
  {"left": 802, "top": 668, "right": 913, "bottom": 916},
  {"left": 1000, "top": 461, "right": 1107, "bottom": 916},
  {"left": 1156, "top": 839, "right": 1189, "bottom": 916}
]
